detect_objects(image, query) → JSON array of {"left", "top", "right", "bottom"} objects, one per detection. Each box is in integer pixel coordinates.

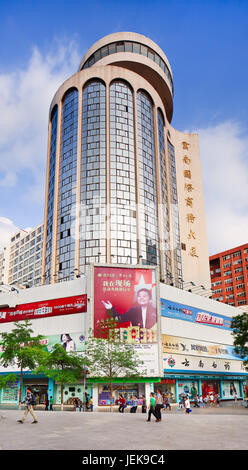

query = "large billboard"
[
  {"left": 94, "top": 266, "right": 157, "bottom": 343},
  {"left": 0, "top": 295, "right": 87, "bottom": 324},
  {"left": 93, "top": 265, "right": 160, "bottom": 376}
]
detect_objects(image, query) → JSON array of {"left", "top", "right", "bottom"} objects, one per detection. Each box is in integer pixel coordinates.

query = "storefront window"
[
  {"left": 98, "top": 384, "right": 141, "bottom": 406},
  {"left": 201, "top": 380, "right": 219, "bottom": 397},
  {"left": 1, "top": 381, "right": 19, "bottom": 403},
  {"left": 222, "top": 380, "right": 241, "bottom": 399},
  {"left": 177, "top": 380, "right": 199, "bottom": 400},
  {"left": 54, "top": 383, "right": 87, "bottom": 404},
  {"left": 243, "top": 380, "right": 248, "bottom": 399},
  {"left": 154, "top": 380, "right": 176, "bottom": 402}
]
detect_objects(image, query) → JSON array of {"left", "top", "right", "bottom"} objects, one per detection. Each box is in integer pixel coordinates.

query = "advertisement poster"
[
  {"left": 201, "top": 381, "right": 219, "bottom": 397},
  {"left": 0, "top": 295, "right": 87, "bottom": 324},
  {"left": 160, "top": 298, "right": 232, "bottom": 331},
  {"left": 177, "top": 380, "right": 199, "bottom": 399},
  {"left": 41, "top": 331, "right": 87, "bottom": 353},
  {"left": 222, "top": 380, "right": 241, "bottom": 399},
  {"left": 162, "top": 335, "right": 241, "bottom": 360},
  {"left": 94, "top": 266, "right": 157, "bottom": 344}
]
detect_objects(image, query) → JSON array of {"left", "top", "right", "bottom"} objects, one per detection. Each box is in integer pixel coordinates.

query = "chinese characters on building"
[{"left": 182, "top": 141, "right": 198, "bottom": 258}]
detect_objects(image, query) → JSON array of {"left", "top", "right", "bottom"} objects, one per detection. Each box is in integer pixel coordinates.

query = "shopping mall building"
[
  {"left": 1, "top": 33, "right": 247, "bottom": 408},
  {"left": 0, "top": 265, "right": 247, "bottom": 408}
]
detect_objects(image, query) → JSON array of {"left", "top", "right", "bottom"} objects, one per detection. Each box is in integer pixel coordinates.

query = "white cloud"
[
  {"left": 0, "top": 217, "right": 19, "bottom": 250},
  {"left": 0, "top": 38, "right": 81, "bottom": 199},
  {"left": 196, "top": 121, "right": 248, "bottom": 255}
]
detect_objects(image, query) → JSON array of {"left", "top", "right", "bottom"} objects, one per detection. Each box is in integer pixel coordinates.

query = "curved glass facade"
[
  {"left": 137, "top": 90, "right": 158, "bottom": 266},
  {"left": 43, "top": 60, "right": 183, "bottom": 286},
  {"left": 109, "top": 81, "right": 137, "bottom": 264},
  {"left": 56, "top": 88, "right": 78, "bottom": 281},
  {"left": 44, "top": 106, "right": 58, "bottom": 283},
  {"left": 79, "top": 80, "right": 106, "bottom": 268},
  {"left": 81, "top": 40, "right": 173, "bottom": 92}
]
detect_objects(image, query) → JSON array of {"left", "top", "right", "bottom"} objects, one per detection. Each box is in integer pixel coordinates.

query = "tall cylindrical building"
[{"left": 42, "top": 32, "right": 211, "bottom": 290}]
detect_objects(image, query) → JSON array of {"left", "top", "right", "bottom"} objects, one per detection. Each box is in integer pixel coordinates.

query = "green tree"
[
  {"left": 36, "top": 343, "right": 89, "bottom": 410},
  {"left": 231, "top": 312, "right": 248, "bottom": 370},
  {"left": 0, "top": 374, "right": 17, "bottom": 389},
  {"left": 86, "top": 315, "right": 145, "bottom": 411},
  {"left": 0, "top": 320, "right": 45, "bottom": 408}
]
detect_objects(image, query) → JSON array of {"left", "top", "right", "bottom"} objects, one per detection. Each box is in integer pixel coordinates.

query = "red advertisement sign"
[
  {"left": 94, "top": 266, "right": 157, "bottom": 343},
  {"left": 0, "top": 295, "right": 87, "bottom": 324}
]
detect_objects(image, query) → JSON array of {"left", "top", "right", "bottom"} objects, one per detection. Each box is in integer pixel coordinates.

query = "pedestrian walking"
[
  {"left": 146, "top": 392, "right": 159, "bottom": 422},
  {"left": 17, "top": 387, "right": 38, "bottom": 424},
  {"left": 49, "top": 396, "right": 53, "bottom": 411},
  {"left": 199, "top": 395, "right": 204, "bottom": 408},
  {"left": 184, "top": 395, "right": 192, "bottom": 414},
  {"left": 165, "top": 394, "right": 171, "bottom": 410},
  {"left": 194, "top": 394, "right": 200, "bottom": 407},
  {"left": 155, "top": 389, "right": 163, "bottom": 421},
  {"left": 141, "top": 395, "right": 147, "bottom": 414}
]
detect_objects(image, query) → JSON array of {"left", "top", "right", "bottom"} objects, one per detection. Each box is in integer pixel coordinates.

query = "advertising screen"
[{"left": 94, "top": 266, "right": 157, "bottom": 344}]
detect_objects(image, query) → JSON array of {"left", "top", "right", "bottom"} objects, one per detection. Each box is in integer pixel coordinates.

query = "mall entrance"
[{"left": 23, "top": 379, "right": 48, "bottom": 405}]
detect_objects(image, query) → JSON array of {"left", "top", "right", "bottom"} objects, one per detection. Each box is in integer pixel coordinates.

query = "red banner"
[{"left": 0, "top": 295, "right": 87, "bottom": 324}]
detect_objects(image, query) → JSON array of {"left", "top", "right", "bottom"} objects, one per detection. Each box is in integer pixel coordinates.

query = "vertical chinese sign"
[{"left": 182, "top": 141, "right": 198, "bottom": 259}]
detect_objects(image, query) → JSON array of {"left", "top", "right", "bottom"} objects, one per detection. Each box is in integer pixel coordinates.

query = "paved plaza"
[{"left": 0, "top": 404, "right": 247, "bottom": 451}]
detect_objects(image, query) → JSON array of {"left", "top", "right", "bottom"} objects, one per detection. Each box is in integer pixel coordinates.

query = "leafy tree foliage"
[
  {"left": 36, "top": 343, "right": 89, "bottom": 410},
  {"left": 0, "top": 320, "right": 45, "bottom": 408},
  {"left": 86, "top": 315, "right": 144, "bottom": 411},
  {"left": 231, "top": 312, "right": 248, "bottom": 370}
]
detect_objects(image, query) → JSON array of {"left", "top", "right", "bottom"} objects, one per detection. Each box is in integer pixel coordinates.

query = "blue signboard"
[{"left": 160, "top": 298, "right": 233, "bottom": 331}]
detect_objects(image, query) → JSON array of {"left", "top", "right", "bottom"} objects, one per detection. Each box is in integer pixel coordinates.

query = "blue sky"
[{"left": 0, "top": 0, "right": 248, "bottom": 253}]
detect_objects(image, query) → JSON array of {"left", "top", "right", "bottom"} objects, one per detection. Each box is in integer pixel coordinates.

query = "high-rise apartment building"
[
  {"left": 210, "top": 243, "right": 248, "bottom": 310},
  {"left": 42, "top": 32, "right": 210, "bottom": 290},
  {"left": 2, "top": 224, "right": 43, "bottom": 288}
]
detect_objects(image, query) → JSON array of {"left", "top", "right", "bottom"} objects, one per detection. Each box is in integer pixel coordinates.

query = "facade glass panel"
[
  {"left": 167, "top": 140, "right": 182, "bottom": 287},
  {"left": 56, "top": 89, "right": 78, "bottom": 281},
  {"left": 109, "top": 81, "right": 137, "bottom": 264},
  {"left": 137, "top": 90, "right": 158, "bottom": 266},
  {"left": 82, "top": 41, "right": 173, "bottom": 92},
  {"left": 79, "top": 81, "right": 106, "bottom": 268},
  {"left": 45, "top": 106, "right": 58, "bottom": 284},
  {"left": 157, "top": 109, "right": 172, "bottom": 282}
]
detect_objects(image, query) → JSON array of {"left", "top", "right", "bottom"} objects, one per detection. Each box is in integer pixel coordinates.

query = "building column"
[
  {"left": 240, "top": 380, "right": 244, "bottom": 399},
  {"left": 92, "top": 384, "right": 98, "bottom": 411},
  {"left": 175, "top": 379, "right": 178, "bottom": 403},
  {"left": 198, "top": 379, "right": 202, "bottom": 396},
  {"left": 220, "top": 379, "right": 223, "bottom": 399},
  {"left": 48, "top": 378, "right": 54, "bottom": 401}
]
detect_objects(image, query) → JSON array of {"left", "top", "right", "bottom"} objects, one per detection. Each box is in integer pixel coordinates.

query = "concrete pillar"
[{"left": 92, "top": 384, "right": 98, "bottom": 411}]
